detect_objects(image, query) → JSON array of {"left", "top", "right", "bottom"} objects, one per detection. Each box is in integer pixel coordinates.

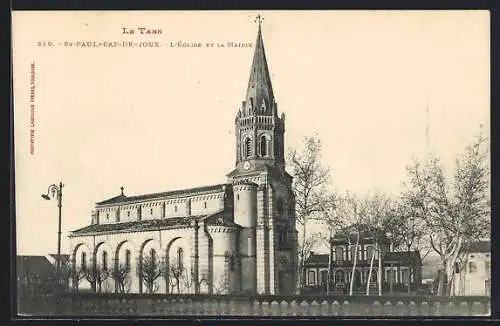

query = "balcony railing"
[{"left": 238, "top": 116, "right": 275, "bottom": 126}]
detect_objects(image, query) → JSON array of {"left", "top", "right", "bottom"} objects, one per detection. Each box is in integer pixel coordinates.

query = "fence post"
[
  {"left": 284, "top": 299, "right": 294, "bottom": 317},
  {"left": 395, "top": 301, "right": 406, "bottom": 317},
  {"left": 270, "top": 300, "right": 280, "bottom": 316},
  {"left": 331, "top": 300, "right": 340, "bottom": 316},
  {"left": 371, "top": 300, "right": 382, "bottom": 316},
  {"left": 289, "top": 300, "right": 298, "bottom": 316},
  {"left": 408, "top": 301, "right": 419, "bottom": 316},
  {"left": 420, "top": 300, "right": 430, "bottom": 316},
  {"left": 471, "top": 301, "right": 485, "bottom": 316},
  {"left": 279, "top": 300, "right": 288, "bottom": 317},
  {"left": 252, "top": 299, "right": 260, "bottom": 316},
  {"left": 432, "top": 301, "right": 442, "bottom": 317},
  {"left": 310, "top": 300, "right": 321, "bottom": 316},
  {"left": 383, "top": 301, "right": 393, "bottom": 316}
]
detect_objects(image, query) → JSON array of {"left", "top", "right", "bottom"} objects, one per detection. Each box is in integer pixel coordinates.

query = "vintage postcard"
[{"left": 12, "top": 10, "right": 490, "bottom": 317}]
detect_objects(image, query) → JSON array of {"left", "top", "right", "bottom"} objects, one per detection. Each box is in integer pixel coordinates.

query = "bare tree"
[
  {"left": 288, "top": 136, "right": 331, "bottom": 290},
  {"left": 110, "top": 263, "right": 131, "bottom": 293},
  {"left": 340, "top": 192, "right": 367, "bottom": 296},
  {"left": 384, "top": 199, "right": 431, "bottom": 294},
  {"left": 72, "top": 266, "right": 87, "bottom": 293},
  {"left": 181, "top": 267, "right": 194, "bottom": 294},
  {"left": 317, "top": 192, "right": 342, "bottom": 295},
  {"left": 84, "top": 264, "right": 109, "bottom": 293},
  {"left": 140, "top": 254, "right": 165, "bottom": 294},
  {"left": 362, "top": 192, "right": 392, "bottom": 296},
  {"left": 212, "top": 272, "right": 228, "bottom": 294},
  {"left": 53, "top": 258, "right": 73, "bottom": 293},
  {"left": 404, "top": 132, "right": 490, "bottom": 296},
  {"left": 179, "top": 267, "right": 210, "bottom": 294},
  {"left": 167, "top": 258, "right": 184, "bottom": 294}
]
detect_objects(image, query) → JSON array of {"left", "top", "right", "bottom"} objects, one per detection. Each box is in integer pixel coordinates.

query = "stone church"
[{"left": 69, "top": 21, "right": 298, "bottom": 295}]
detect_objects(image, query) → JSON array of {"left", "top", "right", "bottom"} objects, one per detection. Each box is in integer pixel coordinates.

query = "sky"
[{"left": 12, "top": 10, "right": 490, "bottom": 255}]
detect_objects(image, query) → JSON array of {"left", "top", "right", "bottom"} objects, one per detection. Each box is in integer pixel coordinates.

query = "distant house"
[
  {"left": 304, "top": 225, "right": 422, "bottom": 294},
  {"left": 453, "top": 240, "right": 490, "bottom": 296},
  {"left": 17, "top": 254, "right": 70, "bottom": 296}
]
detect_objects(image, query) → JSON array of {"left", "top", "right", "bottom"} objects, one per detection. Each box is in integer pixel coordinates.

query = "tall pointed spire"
[
  {"left": 243, "top": 15, "right": 275, "bottom": 116},
  {"left": 232, "top": 15, "right": 286, "bottom": 173}
]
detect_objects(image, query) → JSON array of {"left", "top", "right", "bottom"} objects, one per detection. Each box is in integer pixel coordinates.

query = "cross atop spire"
[{"left": 254, "top": 14, "right": 264, "bottom": 28}]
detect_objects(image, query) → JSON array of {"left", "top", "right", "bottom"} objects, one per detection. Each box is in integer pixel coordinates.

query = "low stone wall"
[{"left": 17, "top": 294, "right": 490, "bottom": 317}]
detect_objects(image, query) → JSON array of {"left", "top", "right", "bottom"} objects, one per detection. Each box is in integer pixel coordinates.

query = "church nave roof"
[
  {"left": 96, "top": 183, "right": 228, "bottom": 206},
  {"left": 70, "top": 210, "right": 230, "bottom": 236}
]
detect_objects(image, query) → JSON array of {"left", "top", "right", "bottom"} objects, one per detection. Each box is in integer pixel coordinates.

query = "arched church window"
[
  {"left": 177, "top": 248, "right": 184, "bottom": 270},
  {"left": 81, "top": 252, "right": 87, "bottom": 270},
  {"left": 125, "top": 250, "right": 131, "bottom": 271},
  {"left": 150, "top": 248, "right": 156, "bottom": 265},
  {"left": 102, "top": 251, "right": 108, "bottom": 270},
  {"left": 244, "top": 137, "right": 252, "bottom": 158},
  {"left": 260, "top": 136, "right": 268, "bottom": 157}
]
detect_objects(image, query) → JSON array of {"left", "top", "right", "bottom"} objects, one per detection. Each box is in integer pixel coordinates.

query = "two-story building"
[{"left": 304, "top": 225, "right": 422, "bottom": 294}]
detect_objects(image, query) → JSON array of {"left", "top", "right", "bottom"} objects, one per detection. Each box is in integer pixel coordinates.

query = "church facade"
[{"left": 68, "top": 22, "right": 298, "bottom": 295}]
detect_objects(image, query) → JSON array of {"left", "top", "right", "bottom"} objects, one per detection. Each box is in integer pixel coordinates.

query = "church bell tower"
[
  {"left": 234, "top": 17, "right": 286, "bottom": 174},
  {"left": 227, "top": 16, "right": 297, "bottom": 295}
]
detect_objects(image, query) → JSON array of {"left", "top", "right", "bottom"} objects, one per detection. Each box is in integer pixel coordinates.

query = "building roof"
[
  {"left": 243, "top": 22, "right": 275, "bottom": 116},
  {"left": 306, "top": 253, "right": 329, "bottom": 265},
  {"left": 463, "top": 240, "right": 490, "bottom": 253},
  {"left": 17, "top": 256, "right": 56, "bottom": 278},
  {"left": 96, "top": 184, "right": 227, "bottom": 206},
  {"left": 226, "top": 162, "right": 293, "bottom": 180},
  {"left": 205, "top": 211, "right": 240, "bottom": 227},
  {"left": 232, "top": 179, "right": 258, "bottom": 186},
  {"left": 48, "top": 254, "right": 70, "bottom": 264},
  {"left": 70, "top": 211, "right": 234, "bottom": 236},
  {"left": 383, "top": 251, "right": 422, "bottom": 264},
  {"left": 331, "top": 223, "right": 389, "bottom": 244}
]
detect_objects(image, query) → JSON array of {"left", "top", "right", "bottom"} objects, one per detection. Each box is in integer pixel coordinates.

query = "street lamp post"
[{"left": 42, "top": 182, "right": 64, "bottom": 292}]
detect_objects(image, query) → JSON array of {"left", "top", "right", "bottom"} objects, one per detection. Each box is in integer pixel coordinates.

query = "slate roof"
[
  {"left": 243, "top": 21, "right": 275, "bottom": 115},
  {"left": 232, "top": 179, "right": 258, "bottom": 186},
  {"left": 96, "top": 184, "right": 227, "bottom": 206},
  {"left": 205, "top": 211, "right": 240, "bottom": 227},
  {"left": 306, "top": 253, "right": 329, "bottom": 265},
  {"left": 383, "top": 251, "right": 422, "bottom": 264},
  {"left": 70, "top": 211, "right": 237, "bottom": 236},
  {"left": 17, "top": 256, "right": 56, "bottom": 278},
  {"left": 48, "top": 254, "right": 70, "bottom": 264}
]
